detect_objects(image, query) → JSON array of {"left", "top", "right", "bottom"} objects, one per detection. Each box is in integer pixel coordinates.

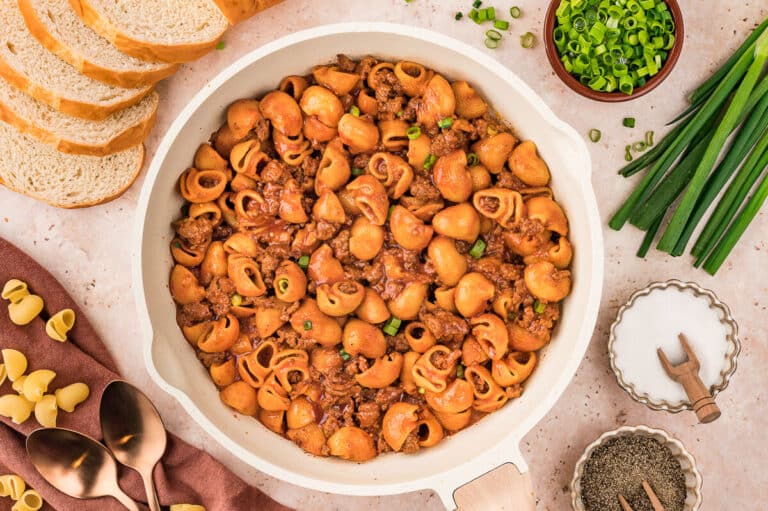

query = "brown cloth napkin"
[{"left": 0, "top": 237, "right": 292, "bottom": 511}]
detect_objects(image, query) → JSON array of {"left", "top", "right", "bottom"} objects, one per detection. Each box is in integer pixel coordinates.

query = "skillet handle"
[{"left": 432, "top": 447, "right": 536, "bottom": 510}]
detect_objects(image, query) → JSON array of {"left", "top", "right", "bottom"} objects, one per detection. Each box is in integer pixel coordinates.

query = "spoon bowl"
[
  {"left": 100, "top": 381, "right": 167, "bottom": 511},
  {"left": 27, "top": 428, "right": 141, "bottom": 511}
]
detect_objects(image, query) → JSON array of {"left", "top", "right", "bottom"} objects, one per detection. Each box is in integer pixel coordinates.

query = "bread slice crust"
[
  {"left": 18, "top": 0, "right": 177, "bottom": 88},
  {"left": 213, "top": 0, "right": 283, "bottom": 24},
  {"left": 69, "top": 0, "right": 227, "bottom": 63}
]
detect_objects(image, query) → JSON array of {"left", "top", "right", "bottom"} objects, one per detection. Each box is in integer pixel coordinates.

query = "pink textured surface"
[{"left": 0, "top": 0, "right": 766, "bottom": 509}]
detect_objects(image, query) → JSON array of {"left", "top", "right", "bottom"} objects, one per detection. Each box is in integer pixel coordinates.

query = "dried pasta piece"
[
  {"left": 54, "top": 382, "right": 90, "bottom": 413},
  {"left": 45, "top": 309, "right": 76, "bottom": 342},
  {"left": 0, "top": 474, "right": 25, "bottom": 499},
  {"left": 11, "top": 375, "right": 27, "bottom": 394},
  {"left": 1, "top": 349, "right": 27, "bottom": 382},
  {"left": 1, "top": 279, "right": 29, "bottom": 304},
  {"left": 0, "top": 395, "right": 34, "bottom": 424},
  {"left": 0, "top": 364, "right": 5, "bottom": 386},
  {"left": 170, "top": 505, "right": 206, "bottom": 511},
  {"left": 8, "top": 294, "right": 44, "bottom": 325},
  {"left": 21, "top": 370, "right": 56, "bottom": 403},
  {"left": 12, "top": 489, "right": 43, "bottom": 511},
  {"left": 34, "top": 395, "right": 57, "bottom": 428}
]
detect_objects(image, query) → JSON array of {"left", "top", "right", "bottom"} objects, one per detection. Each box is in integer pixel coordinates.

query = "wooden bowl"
[{"left": 544, "top": 0, "right": 684, "bottom": 102}]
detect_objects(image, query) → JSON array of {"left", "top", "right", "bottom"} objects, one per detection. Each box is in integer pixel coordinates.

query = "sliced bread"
[
  {"left": 0, "top": 0, "right": 151, "bottom": 121},
  {"left": 19, "top": 0, "right": 178, "bottom": 88},
  {"left": 0, "top": 120, "right": 144, "bottom": 208},
  {"left": 213, "top": 0, "right": 283, "bottom": 25},
  {"left": 0, "top": 77, "right": 158, "bottom": 156},
  {"left": 68, "top": 0, "right": 229, "bottom": 63}
]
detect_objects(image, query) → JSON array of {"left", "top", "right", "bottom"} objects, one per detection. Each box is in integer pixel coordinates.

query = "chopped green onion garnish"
[
  {"left": 351, "top": 167, "right": 364, "bottom": 176},
  {"left": 645, "top": 130, "right": 655, "bottom": 147},
  {"left": 423, "top": 154, "right": 437, "bottom": 170},
  {"left": 486, "top": 29, "right": 502, "bottom": 41},
  {"left": 456, "top": 364, "right": 465, "bottom": 379},
  {"left": 418, "top": 386, "right": 426, "bottom": 394},
  {"left": 383, "top": 316, "right": 402, "bottom": 336},
  {"left": 231, "top": 293, "right": 243, "bottom": 307},
  {"left": 589, "top": 129, "right": 602, "bottom": 143},
  {"left": 469, "top": 239, "right": 486, "bottom": 258},
  {"left": 623, "top": 117, "right": 636, "bottom": 128},
  {"left": 633, "top": 141, "right": 648, "bottom": 152},
  {"left": 509, "top": 6, "right": 521, "bottom": 18},
  {"left": 277, "top": 278, "right": 289, "bottom": 293},
  {"left": 467, "top": 152, "right": 480, "bottom": 166},
  {"left": 455, "top": 12, "right": 463, "bottom": 21},
  {"left": 469, "top": 8, "right": 481, "bottom": 23},
  {"left": 396, "top": 109, "right": 404, "bottom": 117},
  {"left": 297, "top": 255, "right": 310, "bottom": 269},
  {"left": 493, "top": 20, "right": 509, "bottom": 30},
  {"left": 350, "top": 105, "right": 361, "bottom": 117},
  {"left": 387, "top": 205, "right": 395, "bottom": 220},
  {"left": 520, "top": 32, "right": 535, "bottom": 48},
  {"left": 485, "top": 38, "right": 499, "bottom": 49},
  {"left": 407, "top": 126, "right": 422, "bottom": 139},
  {"left": 339, "top": 348, "right": 351, "bottom": 361},
  {"left": 485, "top": 7, "right": 495, "bottom": 20},
  {"left": 172, "top": 241, "right": 182, "bottom": 249},
  {"left": 624, "top": 145, "right": 633, "bottom": 162},
  {"left": 472, "top": 0, "right": 481, "bottom": 8},
  {"left": 437, "top": 117, "right": 454, "bottom": 129},
  {"left": 303, "top": 320, "right": 313, "bottom": 331},
  {"left": 533, "top": 299, "right": 546, "bottom": 314},
  {"left": 215, "top": 41, "right": 225, "bottom": 50},
  {"left": 476, "top": 8, "right": 488, "bottom": 22}
]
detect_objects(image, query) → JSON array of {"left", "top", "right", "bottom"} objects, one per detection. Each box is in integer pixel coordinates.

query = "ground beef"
[
  {"left": 257, "top": 249, "right": 281, "bottom": 285},
  {"left": 356, "top": 56, "right": 378, "bottom": 79},
  {"left": 174, "top": 217, "right": 213, "bottom": 250},
  {"left": 388, "top": 333, "right": 411, "bottom": 353},
  {"left": 177, "top": 302, "right": 212, "bottom": 326},
  {"left": 336, "top": 54, "right": 356, "bottom": 72},
  {"left": 316, "top": 220, "right": 338, "bottom": 240},
  {"left": 197, "top": 351, "right": 226, "bottom": 368},
  {"left": 212, "top": 223, "right": 234, "bottom": 241},
  {"left": 374, "top": 387, "right": 403, "bottom": 410},
  {"left": 495, "top": 170, "right": 526, "bottom": 190},
  {"left": 330, "top": 229, "right": 352, "bottom": 262},
  {"left": 205, "top": 277, "right": 235, "bottom": 317},
  {"left": 301, "top": 155, "right": 320, "bottom": 177},
  {"left": 419, "top": 310, "right": 468, "bottom": 346},
  {"left": 409, "top": 176, "right": 441, "bottom": 201},
  {"left": 254, "top": 118, "right": 270, "bottom": 142},
  {"left": 344, "top": 356, "right": 370, "bottom": 376},
  {"left": 355, "top": 402, "right": 380, "bottom": 428},
  {"left": 352, "top": 153, "right": 371, "bottom": 170},
  {"left": 400, "top": 431, "right": 421, "bottom": 454},
  {"left": 431, "top": 129, "right": 468, "bottom": 157},
  {"left": 261, "top": 160, "right": 290, "bottom": 184}
]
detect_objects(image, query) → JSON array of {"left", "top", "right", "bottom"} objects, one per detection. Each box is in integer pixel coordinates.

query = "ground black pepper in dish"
[{"left": 580, "top": 434, "right": 687, "bottom": 511}]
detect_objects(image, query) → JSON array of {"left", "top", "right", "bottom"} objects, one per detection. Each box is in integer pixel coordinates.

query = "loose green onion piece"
[
  {"left": 215, "top": 41, "right": 225, "bottom": 50},
  {"left": 351, "top": 167, "right": 364, "bottom": 176},
  {"left": 231, "top": 293, "right": 243, "bottom": 307},
  {"left": 387, "top": 204, "right": 395, "bottom": 220},
  {"left": 486, "top": 7, "right": 496, "bottom": 21},
  {"left": 588, "top": 129, "right": 602, "bottom": 143},
  {"left": 469, "top": 239, "right": 486, "bottom": 258},
  {"left": 339, "top": 348, "right": 351, "bottom": 361},
  {"left": 624, "top": 145, "right": 633, "bottom": 162},
  {"left": 350, "top": 105, "right": 361, "bottom": 117},
  {"left": 423, "top": 154, "right": 437, "bottom": 170},
  {"left": 303, "top": 320, "right": 313, "bottom": 331},
  {"left": 172, "top": 241, "right": 182, "bottom": 248},
  {"left": 469, "top": 8, "right": 482, "bottom": 24},
  {"left": 473, "top": 0, "right": 481, "bottom": 8},
  {"left": 467, "top": 152, "right": 480, "bottom": 166},
  {"left": 455, "top": 12, "right": 463, "bottom": 20},
  {"left": 383, "top": 316, "right": 402, "bottom": 336},
  {"left": 533, "top": 299, "right": 546, "bottom": 314},
  {"left": 437, "top": 117, "right": 454, "bottom": 129},
  {"left": 493, "top": 20, "right": 509, "bottom": 30},
  {"left": 477, "top": 8, "right": 488, "bottom": 22},
  {"left": 486, "top": 29, "right": 502, "bottom": 41},
  {"left": 636, "top": 215, "right": 663, "bottom": 258},
  {"left": 277, "top": 278, "right": 289, "bottom": 293},
  {"left": 645, "top": 130, "right": 655, "bottom": 147},
  {"left": 407, "top": 126, "right": 422, "bottom": 139},
  {"left": 632, "top": 141, "right": 647, "bottom": 152},
  {"left": 520, "top": 32, "right": 535, "bottom": 49},
  {"left": 396, "top": 109, "right": 404, "bottom": 118},
  {"left": 456, "top": 365, "right": 465, "bottom": 379},
  {"left": 623, "top": 117, "right": 636, "bottom": 128},
  {"left": 485, "top": 38, "right": 499, "bottom": 49},
  {"left": 297, "top": 255, "right": 310, "bottom": 269},
  {"left": 509, "top": 6, "right": 521, "bottom": 18},
  {"left": 418, "top": 387, "right": 426, "bottom": 395}
]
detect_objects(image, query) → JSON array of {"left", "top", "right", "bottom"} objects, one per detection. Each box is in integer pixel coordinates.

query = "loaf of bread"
[
  {"left": 68, "top": 0, "right": 229, "bottom": 63},
  {"left": 0, "top": 0, "right": 151, "bottom": 121},
  {"left": 0, "top": 120, "right": 144, "bottom": 208},
  {"left": 19, "top": 0, "right": 177, "bottom": 88},
  {"left": 0, "top": 77, "right": 158, "bottom": 156}
]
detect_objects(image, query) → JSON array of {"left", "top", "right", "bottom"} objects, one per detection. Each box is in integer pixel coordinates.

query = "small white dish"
[
  {"left": 570, "top": 425, "right": 703, "bottom": 511},
  {"left": 609, "top": 280, "right": 740, "bottom": 412}
]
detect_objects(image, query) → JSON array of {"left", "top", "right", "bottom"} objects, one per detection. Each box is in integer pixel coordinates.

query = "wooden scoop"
[{"left": 657, "top": 333, "right": 721, "bottom": 423}]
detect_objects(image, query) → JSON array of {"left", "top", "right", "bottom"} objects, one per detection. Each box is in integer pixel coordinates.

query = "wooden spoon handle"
[
  {"left": 678, "top": 372, "right": 721, "bottom": 423},
  {"left": 453, "top": 463, "right": 535, "bottom": 511}
]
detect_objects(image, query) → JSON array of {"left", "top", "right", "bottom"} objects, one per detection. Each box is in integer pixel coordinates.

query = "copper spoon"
[
  {"left": 100, "top": 381, "right": 167, "bottom": 511},
  {"left": 27, "top": 428, "right": 142, "bottom": 510}
]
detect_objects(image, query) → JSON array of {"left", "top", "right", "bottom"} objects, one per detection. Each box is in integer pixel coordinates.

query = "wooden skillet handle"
[
  {"left": 453, "top": 463, "right": 536, "bottom": 511},
  {"left": 678, "top": 372, "right": 721, "bottom": 424}
]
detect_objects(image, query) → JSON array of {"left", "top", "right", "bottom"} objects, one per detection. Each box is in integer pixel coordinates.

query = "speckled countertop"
[{"left": 1, "top": 1, "right": 766, "bottom": 509}]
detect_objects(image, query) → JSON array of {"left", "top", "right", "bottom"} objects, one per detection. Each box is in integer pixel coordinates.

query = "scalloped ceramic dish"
[
  {"left": 571, "top": 425, "right": 703, "bottom": 510},
  {"left": 608, "top": 280, "right": 740, "bottom": 413},
  {"left": 133, "top": 23, "right": 604, "bottom": 510}
]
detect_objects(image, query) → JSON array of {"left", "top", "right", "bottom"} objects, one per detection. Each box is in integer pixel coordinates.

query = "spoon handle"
[
  {"left": 113, "top": 488, "right": 143, "bottom": 511},
  {"left": 142, "top": 468, "right": 162, "bottom": 511}
]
